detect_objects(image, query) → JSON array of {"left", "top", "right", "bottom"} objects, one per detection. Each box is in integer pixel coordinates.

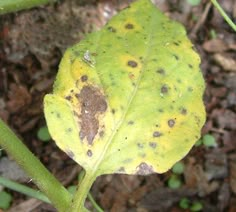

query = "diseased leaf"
[{"left": 44, "top": 0, "right": 205, "bottom": 176}]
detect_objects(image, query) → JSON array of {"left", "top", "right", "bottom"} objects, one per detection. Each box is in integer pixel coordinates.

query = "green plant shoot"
[{"left": 44, "top": 0, "right": 205, "bottom": 210}]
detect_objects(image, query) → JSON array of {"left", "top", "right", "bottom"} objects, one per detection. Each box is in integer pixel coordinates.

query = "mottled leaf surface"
[{"left": 44, "top": 0, "right": 205, "bottom": 176}]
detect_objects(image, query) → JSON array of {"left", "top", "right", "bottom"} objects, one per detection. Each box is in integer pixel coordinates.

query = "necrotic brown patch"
[
  {"left": 77, "top": 86, "right": 107, "bottom": 145},
  {"left": 65, "top": 95, "right": 72, "bottom": 101},
  {"left": 168, "top": 119, "right": 175, "bottom": 127},
  {"left": 81, "top": 75, "right": 88, "bottom": 82},
  {"left": 149, "top": 142, "right": 157, "bottom": 149},
  {"left": 180, "top": 108, "right": 187, "bottom": 115},
  {"left": 125, "top": 23, "right": 134, "bottom": 29},
  {"left": 136, "top": 162, "right": 154, "bottom": 175},
  {"left": 107, "top": 26, "right": 117, "bottom": 32},
  {"left": 153, "top": 131, "right": 162, "bottom": 137},
  {"left": 127, "top": 60, "right": 138, "bottom": 68},
  {"left": 156, "top": 68, "right": 165, "bottom": 75},
  {"left": 87, "top": 149, "right": 93, "bottom": 157},
  {"left": 161, "top": 85, "right": 168, "bottom": 94}
]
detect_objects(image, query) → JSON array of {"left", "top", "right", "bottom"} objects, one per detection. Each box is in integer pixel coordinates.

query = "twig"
[{"left": 190, "top": 2, "right": 212, "bottom": 39}]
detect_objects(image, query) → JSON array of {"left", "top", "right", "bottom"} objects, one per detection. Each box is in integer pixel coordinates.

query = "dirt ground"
[{"left": 0, "top": 0, "right": 235, "bottom": 211}]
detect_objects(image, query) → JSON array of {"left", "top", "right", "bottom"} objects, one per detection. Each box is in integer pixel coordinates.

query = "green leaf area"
[{"left": 44, "top": 0, "right": 205, "bottom": 177}]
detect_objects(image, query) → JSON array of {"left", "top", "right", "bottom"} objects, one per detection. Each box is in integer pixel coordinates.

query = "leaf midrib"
[{"left": 91, "top": 8, "right": 156, "bottom": 175}]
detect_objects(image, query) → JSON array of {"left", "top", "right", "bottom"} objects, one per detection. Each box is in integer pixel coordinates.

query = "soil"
[{"left": 0, "top": 0, "right": 235, "bottom": 211}]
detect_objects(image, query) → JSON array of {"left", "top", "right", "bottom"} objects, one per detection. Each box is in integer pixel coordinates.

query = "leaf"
[{"left": 44, "top": 0, "right": 205, "bottom": 176}]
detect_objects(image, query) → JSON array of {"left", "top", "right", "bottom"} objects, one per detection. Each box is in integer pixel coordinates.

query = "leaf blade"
[{"left": 44, "top": 0, "right": 205, "bottom": 176}]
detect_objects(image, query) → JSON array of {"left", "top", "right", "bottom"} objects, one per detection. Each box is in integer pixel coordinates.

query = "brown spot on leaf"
[
  {"left": 156, "top": 68, "right": 165, "bottom": 75},
  {"left": 107, "top": 26, "right": 116, "bottom": 32},
  {"left": 173, "top": 42, "right": 179, "bottom": 46},
  {"left": 161, "top": 85, "right": 168, "bottom": 94},
  {"left": 173, "top": 54, "right": 179, "bottom": 60},
  {"left": 149, "top": 142, "right": 157, "bottom": 149},
  {"left": 168, "top": 119, "right": 175, "bottom": 127},
  {"left": 153, "top": 131, "right": 162, "bottom": 137},
  {"left": 128, "top": 121, "right": 134, "bottom": 125},
  {"left": 118, "top": 167, "right": 125, "bottom": 172},
  {"left": 99, "top": 131, "right": 104, "bottom": 137},
  {"left": 77, "top": 86, "right": 107, "bottom": 145},
  {"left": 180, "top": 108, "right": 187, "bottom": 115},
  {"left": 188, "top": 87, "right": 193, "bottom": 92},
  {"left": 188, "top": 64, "right": 193, "bottom": 69},
  {"left": 136, "top": 162, "right": 154, "bottom": 175},
  {"left": 56, "top": 112, "right": 61, "bottom": 118},
  {"left": 87, "top": 149, "right": 93, "bottom": 157},
  {"left": 137, "top": 143, "right": 144, "bottom": 148},
  {"left": 81, "top": 75, "right": 88, "bottom": 82},
  {"left": 66, "top": 128, "right": 72, "bottom": 133},
  {"left": 125, "top": 23, "right": 134, "bottom": 29},
  {"left": 65, "top": 95, "right": 72, "bottom": 101},
  {"left": 127, "top": 60, "right": 138, "bottom": 68}
]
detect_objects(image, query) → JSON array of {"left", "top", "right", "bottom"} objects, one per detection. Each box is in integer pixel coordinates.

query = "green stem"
[
  {"left": 0, "top": 118, "right": 72, "bottom": 211},
  {"left": 78, "top": 170, "right": 104, "bottom": 212},
  {"left": 0, "top": 0, "right": 57, "bottom": 15},
  {"left": 211, "top": 0, "right": 236, "bottom": 31},
  {"left": 70, "top": 171, "right": 97, "bottom": 212},
  {"left": 0, "top": 176, "right": 50, "bottom": 203},
  {"left": 88, "top": 193, "right": 104, "bottom": 212}
]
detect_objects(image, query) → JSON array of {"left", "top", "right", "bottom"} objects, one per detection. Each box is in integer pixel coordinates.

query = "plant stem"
[
  {"left": 0, "top": 176, "right": 50, "bottom": 203},
  {"left": 88, "top": 193, "right": 104, "bottom": 212},
  {"left": 70, "top": 171, "right": 97, "bottom": 212},
  {"left": 0, "top": 118, "right": 72, "bottom": 211},
  {"left": 211, "top": 0, "right": 236, "bottom": 31},
  {"left": 0, "top": 0, "right": 57, "bottom": 15}
]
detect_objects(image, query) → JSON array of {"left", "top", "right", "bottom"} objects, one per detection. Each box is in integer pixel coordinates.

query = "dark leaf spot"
[
  {"left": 168, "top": 119, "right": 175, "bottom": 128},
  {"left": 173, "top": 42, "right": 179, "bottom": 46},
  {"left": 188, "top": 87, "right": 193, "bottom": 92},
  {"left": 99, "top": 131, "right": 104, "bottom": 137},
  {"left": 136, "top": 162, "right": 154, "bottom": 175},
  {"left": 127, "top": 60, "right": 138, "bottom": 68},
  {"left": 188, "top": 64, "right": 193, "bottom": 69},
  {"left": 173, "top": 54, "right": 179, "bottom": 60},
  {"left": 87, "top": 149, "right": 93, "bottom": 157},
  {"left": 111, "top": 109, "right": 116, "bottom": 114},
  {"left": 139, "top": 153, "right": 146, "bottom": 158},
  {"left": 66, "top": 128, "right": 72, "bottom": 133},
  {"left": 81, "top": 75, "right": 88, "bottom": 82},
  {"left": 177, "top": 79, "right": 182, "bottom": 83},
  {"left": 107, "top": 26, "right": 116, "bottom": 32},
  {"left": 161, "top": 85, "right": 168, "bottom": 94},
  {"left": 125, "top": 23, "right": 134, "bottom": 29},
  {"left": 77, "top": 86, "right": 107, "bottom": 145},
  {"left": 137, "top": 143, "right": 144, "bottom": 148},
  {"left": 56, "top": 112, "right": 61, "bottom": 118},
  {"left": 156, "top": 68, "right": 165, "bottom": 75},
  {"left": 180, "top": 108, "right": 187, "bottom": 115},
  {"left": 118, "top": 167, "right": 125, "bottom": 172},
  {"left": 128, "top": 121, "right": 134, "bottom": 125},
  {"left": 153, "top": 131, "right": 162, "bottom": 137},
  {"left": 65, "top": 95, "right": 72, "bottom": 101},
  {"left": 149, "top": 142, "right": 157, "bottom": 149},
  {"left": 123, "top": 158, "right": 133, "bottom": 163}
]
